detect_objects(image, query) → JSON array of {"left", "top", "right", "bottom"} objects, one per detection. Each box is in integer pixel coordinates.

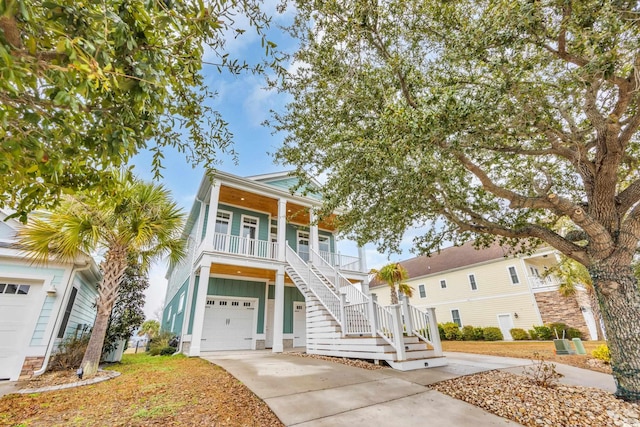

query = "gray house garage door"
[{"left": 201, "top": 297, "right": 256, "bottom": 351}]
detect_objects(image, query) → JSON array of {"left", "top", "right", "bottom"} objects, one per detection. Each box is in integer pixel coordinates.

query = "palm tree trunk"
[
  {"left": 390, "top": 285, "right": 399, "bottom": 305},
  {"left": 591, "top": 263, "right": 640, "bottom": 401},
  {"left": 80, "top": 245, "right": 128, "bottom": 379}
]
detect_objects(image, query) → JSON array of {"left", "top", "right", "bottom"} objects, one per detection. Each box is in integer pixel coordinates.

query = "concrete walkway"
[{"left": 201, "top": 350, "right": 616, "bottom": 427}]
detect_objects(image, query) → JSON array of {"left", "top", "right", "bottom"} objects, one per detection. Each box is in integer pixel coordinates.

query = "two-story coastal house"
[
  {"left": 0, "top": 210, "right": 101, "bottom": 381},
  {"left": 370, "top": 241, "right": 601, "bottom": 341},
  {"left": 162, "top": 171, "right": 446, "bottom": 370}
]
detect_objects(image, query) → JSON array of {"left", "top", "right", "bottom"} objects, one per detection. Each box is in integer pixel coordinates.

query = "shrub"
[
  {"left": 461, "top": 325, "right": 477, "bottom": 341},
  {"left": 160, "top": 346, "right": 177, "bottom": 356},
  {"left": 482, "top": 327, "right": 503, "bottom": 341},
  {"left": 524, "top": 352, "right": 563, "bottom": 388},
  {"left": 148, "top": 330, "right": 178, "bottom": 356},
  {"left": 49, "top": 334, "right": 90, "bottom": 371},
  {"left": 438, "top": 323, "right": 445, "bottom": 340},
  {"left": 565, "top": 327, "right": 583, "bottom": 340},
  {"left": 528, "top": 329, "right": 538, "bottom": 340},
  {"left": 440, "top": 322, "right": 462, "bottom": 340},
  {"left": 531, "top": 325, "right": 553, "bottom": 340},
  {"left": 473, "top": 327, "right": 485, "bottom": 341},
  {"left": 592, "top": 344, "right": 611, "bottom": 363},
  {"left": 547, "top": 322, "right": 569, "bottom": 339},
  {"left": 510, "top": 328, "right": 529, "bottom": 340}
]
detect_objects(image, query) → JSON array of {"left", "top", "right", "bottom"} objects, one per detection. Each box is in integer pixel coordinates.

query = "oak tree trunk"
[
  {"left": 590, "top": 263, "right": 640, "bottom": 401},
  {"left": 80, "top": 245, "right": 128, "bottom": 379}
]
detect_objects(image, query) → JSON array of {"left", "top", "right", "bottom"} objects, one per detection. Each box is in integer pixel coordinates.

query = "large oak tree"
[
  {"left": 272, "top": 0, "right": 640, "bottom": 400},
  {"left": 0, "top": 0, "right": 273, "bottom": 220}
]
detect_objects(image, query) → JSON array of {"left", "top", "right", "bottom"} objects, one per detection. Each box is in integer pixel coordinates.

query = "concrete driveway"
[{"left": 202, "top": 351, "right": 523, "bottom": 426}]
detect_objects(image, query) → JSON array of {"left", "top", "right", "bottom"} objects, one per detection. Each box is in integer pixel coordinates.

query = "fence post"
[
  {"left": 368, "top": 294, "right": 378, "bottom": 337},
  {"left": 426, "top": 307, "right": 443, "bottom": 356},
  {"left": 339, "top": 293, "right": 347, "bottom": 337},
  {"left": 390, "top": 304, "right": 406, "bottom": 361},
  {"left": 400, "top": 295, "right": 414, "bottom": 336}
]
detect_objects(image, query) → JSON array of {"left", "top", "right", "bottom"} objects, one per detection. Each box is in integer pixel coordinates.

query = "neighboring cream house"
[
  {"left": 370, "top": 241, "right": 600, "bottom": 341},
  {"left": 162, "top": 171, "right": 446, "bottom": 370},
  {"left": 0, "top": 210, "right": 101, "bottom": 381}
]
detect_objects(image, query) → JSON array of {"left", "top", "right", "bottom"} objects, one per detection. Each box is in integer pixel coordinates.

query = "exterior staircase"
[{"left": 285, "top": 245, "right": 447, "bottom": 371}]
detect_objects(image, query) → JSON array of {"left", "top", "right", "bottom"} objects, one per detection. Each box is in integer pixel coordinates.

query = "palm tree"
[
  {"left": 138, "top": 319, "right": 160, "bottom": 340},
  {"left": 18, "top": 171, "right": 185, "bottom": 378},
  {"left": 370, "top": 262, "right": 413, "bottom": 305}
]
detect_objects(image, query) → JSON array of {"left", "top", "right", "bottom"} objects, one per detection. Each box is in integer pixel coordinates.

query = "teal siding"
[
  {"left": 188, "top": 276, "right": 199, "bottom": 334},
  {"left": 201, "top": 204, "right": 209, "bottom": 241},
  {"left": 218, "top": 203, "right": 269, "bottom": 241},
  {"left": 30, "top": 296, "right": 56, "bottom": 345},
  {"left": 286, "top": 224, "right": 300, "bottom": 250},
  {"left": 258, "top": 177, "right": 322, "bottom": 200},
  {"left": 162, "top": 279, "right": 189, "bottom": 336},
  {"left": 267, "top": 285, "right": 304, "bottom": 333},
  {"left": 207, "top": 278, "right": 266, "bottom": 333},
  {"left": 60, "top": 274, "right": 98, "bottom": 340}
]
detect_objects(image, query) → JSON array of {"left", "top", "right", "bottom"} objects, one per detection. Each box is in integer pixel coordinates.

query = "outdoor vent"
[
  {"left": 232, "top": 301, "right": 239, "bottom": 306},
  {"left": 220, "top": 301, "right": 227, "bottom": 306},
  {"left": 244, "top": 302, "right": 251, "bottom": 307},
  {"left": 207, "top": 300, "right": 215, "bottom": 305}
]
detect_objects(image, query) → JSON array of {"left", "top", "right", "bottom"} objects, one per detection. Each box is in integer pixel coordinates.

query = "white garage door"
[
  {"left": 0, "top": 282, "right": 39, "bottom": 380},
  {"left": 201, "top": 298, "right": 256, "bottom": 351}
]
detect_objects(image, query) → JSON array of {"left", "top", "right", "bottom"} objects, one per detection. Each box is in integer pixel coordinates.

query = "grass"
[
  {"left": 441, "top": 340, "right": 610, "bottom": 372},
  {"left": 0, "top": 353, "right": 282, "bottom": 426}
]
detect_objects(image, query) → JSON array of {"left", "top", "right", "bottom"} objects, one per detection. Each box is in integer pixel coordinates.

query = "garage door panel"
[
  {"left": 0, "top": 284, "right": 40, "bottom": 380},
  {"left": 201, "top": 298, "right": 256, "bottom": 351}
]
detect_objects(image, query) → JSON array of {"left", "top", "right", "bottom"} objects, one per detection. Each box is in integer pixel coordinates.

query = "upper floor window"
[
  {"left": 418, "top": 284, "right": 426, "bottom": 298},
  {"left": 215, "top": 211, "right": 231, "bottom": 234},
  {"left": 178, "top": 291, "right": 186, "bottom": 313},
  {"left": 440, "top": 279, "right": 447, "bottom": 289},
  {"left": 469, "top": 274, "right": 477, "bottom": 291},
  {"left": 508, "top": 266, "right": 520, "bottom": 284},
  {"left": 318, "top": 235, "right": 330, "bottom": 253}
]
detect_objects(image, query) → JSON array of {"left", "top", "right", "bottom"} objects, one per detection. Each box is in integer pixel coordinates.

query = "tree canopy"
[
  {"left": 273, "top": 0, "right": 640, "bottom": 400},
  {"left": 0, "top": 0, "right": 274, "bottom": 220}
]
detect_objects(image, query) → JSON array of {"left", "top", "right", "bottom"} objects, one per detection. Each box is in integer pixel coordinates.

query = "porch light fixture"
[
  {"left": 46, "top": 285, "right": 57, "bottom": 296},
  {"left": 514, "top": 312, "right": 519, "bottom": 319},
  {"left": 240, "top": 197, "right": 245, "bottom": 200}
]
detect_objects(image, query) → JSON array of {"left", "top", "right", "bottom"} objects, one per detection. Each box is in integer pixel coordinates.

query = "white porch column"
[
  {"left": 189, "top": 264, "right": 211, "bottom": 356},
  {"left": 272, "top": 267, "right": 285, "bottom": 353},
  {"left": 277, "top": 198, "right": 287, "bottom": 261},
  {"left": 202, "top": 181, "right": 221, "bottom": 251},
  {"left": 309, "top": 208, "right": 319, "bottom": 258},
  {"left": 358, "top": 245, "right": 367, "bottom": 273}
]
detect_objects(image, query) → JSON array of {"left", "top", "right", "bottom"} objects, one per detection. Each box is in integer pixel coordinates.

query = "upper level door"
[
  {"left": 214, "top": 211, "right": 231, "bottom": 251},
  {"left": 297, "top": 231, "right": 310, "bottom": 261},
  {"left": 241, "top": 216, "right": 259, "bottom": 255}
]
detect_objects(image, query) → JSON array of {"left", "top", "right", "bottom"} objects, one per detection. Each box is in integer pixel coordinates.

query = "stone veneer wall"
[
  {"left": 533, "top": 290, "right": 590, "bottom": 339},
  {"left": 19, "top": 356, "right": 45, "bottom": 380}
]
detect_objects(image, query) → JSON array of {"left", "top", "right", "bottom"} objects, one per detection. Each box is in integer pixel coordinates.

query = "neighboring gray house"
[{"left": 0, "top": 210, "right": 101, "bottom": 381}]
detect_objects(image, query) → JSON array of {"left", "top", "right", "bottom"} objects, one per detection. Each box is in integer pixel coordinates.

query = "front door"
[
  {"left": 293, "top": 302, "right": 306, "bottom": 347},
  {"left": 497, "top": 314, "right": 515, "bottom": 341}
]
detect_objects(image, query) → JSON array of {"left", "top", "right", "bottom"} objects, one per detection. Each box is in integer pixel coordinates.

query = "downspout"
[{"left": 33, "top": 260, "right": 93, "bottom": 376}]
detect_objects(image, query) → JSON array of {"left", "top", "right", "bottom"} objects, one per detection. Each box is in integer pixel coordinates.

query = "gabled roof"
[{"left": 370, "top": 241, "right": 514, "bottom": 287}]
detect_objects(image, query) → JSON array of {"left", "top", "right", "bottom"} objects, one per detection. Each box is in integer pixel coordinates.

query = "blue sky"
[{"left": 132, "top": 4, "right": 414, "bottom": 319}]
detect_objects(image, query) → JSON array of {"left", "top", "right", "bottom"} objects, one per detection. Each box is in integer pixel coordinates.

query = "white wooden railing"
[
  {"left": 212, "top": 233, "right": 278, "bottom": 260},
  {"left": 343, "top": 302, "right": 370, "bottom": 335},
  {"left": 528, "top": 275, "right": 561, "bottom": 288},
  {"left": 401, "top": 298, "right": 443, "bottom": 356},
  {"left": 318, "top": 250, "right": 361, "bottom": 271},
  {"left": 286, "top": 244, "right": 342, "bottom": 325},
  {"left": 310, "top": 248, "right": 368, "bottom": 305}
]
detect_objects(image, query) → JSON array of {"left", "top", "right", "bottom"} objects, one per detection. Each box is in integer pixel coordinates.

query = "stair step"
[{"left": 386, "top": 357, "right": 448, "bottom": 371}]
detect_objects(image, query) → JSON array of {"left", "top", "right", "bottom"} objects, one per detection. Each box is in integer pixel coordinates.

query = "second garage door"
[{"left": 201, "top": 297, "right": 256, "bottom": 351}]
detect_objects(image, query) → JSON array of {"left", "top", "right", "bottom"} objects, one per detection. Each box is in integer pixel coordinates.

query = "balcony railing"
[
  {"left": 528, "top": 275, "right": 561, "bottom": 288},
  {"left": 209, "top": 233, "right": 362, "bottom": 271}
]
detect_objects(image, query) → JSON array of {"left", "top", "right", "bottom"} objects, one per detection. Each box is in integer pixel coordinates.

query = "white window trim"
[
  {"left": 451, "top": 308, "right": 462, "bottom": 327},
  {"left": 318, "top": 234, "right": 330, "bottom": 252},
  {"left": 166, "top": 305, "right": 172, "bottom": 322},
  {"left": 418, "top": 284, "right": 426, "bottom": 298},
  {"left": 177, "top": 291, "right": 186, "bottom": 313},
  {"left": 215, "top": 210, "right": 233, "bottom": 235},
  {"left": 507, "top": 265, "right": 520, "bottom": 285},
  {"left": 468, "top": 274, "right": 478, "bottom": 291},
  {"left": 240, "top": 214, "right": 260, "bottom": 239},
  {"left": 440, "top": 279, "right": 447, "bottom": 289}
]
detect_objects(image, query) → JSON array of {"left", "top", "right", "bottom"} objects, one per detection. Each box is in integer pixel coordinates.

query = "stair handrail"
[
  {"left": 286, "top": 244, "right": 343, "bottom": 325},
  {"left": 401, "top": 297, "right": 443, "bottom": 357},
  {"left": 310, "top": 247, "right": 369, "bottom": 306}
]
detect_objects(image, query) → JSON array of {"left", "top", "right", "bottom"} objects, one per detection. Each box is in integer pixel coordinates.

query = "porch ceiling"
[
  {"left": 219, "top": 185, "right": 337, "bottom": 231},
  {"left": 210, "top": 263, "right": 293, "bottom": 284}
]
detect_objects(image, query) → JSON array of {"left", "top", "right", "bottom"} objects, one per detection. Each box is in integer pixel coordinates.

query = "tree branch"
[{"left": 618, "top": 179, "right": 640, "bottom": 214}]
